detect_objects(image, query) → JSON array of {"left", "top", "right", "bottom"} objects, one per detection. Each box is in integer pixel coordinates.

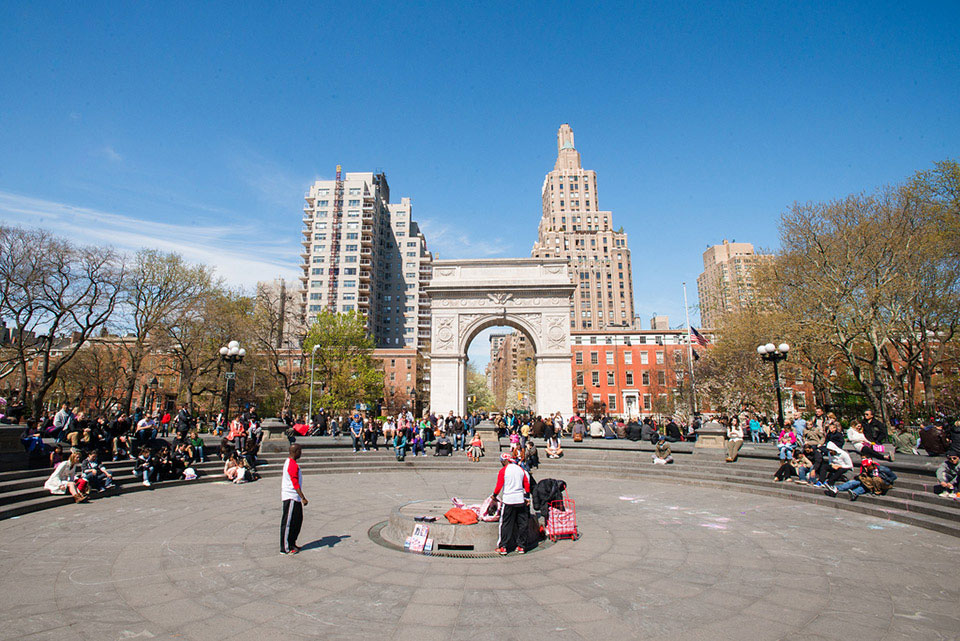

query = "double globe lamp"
[{"left": 756, "top": 342, "right": 790, "bottom": 429}]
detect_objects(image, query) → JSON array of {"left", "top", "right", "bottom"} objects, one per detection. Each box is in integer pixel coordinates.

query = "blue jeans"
[
  {"left": 351, "top": 434, "right": 362, "bottom": 451},
  {"left": 836, "top": 479, "right": 866, "bottom": 496},
  {"left": 412, "top": 441, "right": 424, "bottom": 456},
  {"left": 778, "top": 444, "right": 794, "bottom": 460},
  {"left": 135, "top": 467, "right": 156, "bottom": 483},
  {"left": 751, "top": 430, "right": 760, "bottom": 443},
  {"left": 798, "top": 466, "right": 811, "bottom": 482},
  {"left": 454, "top": 434, "right": 465, "bottom": 450},
  {"left": 394, "top": 444, "right": 406, "bottom": 460}
]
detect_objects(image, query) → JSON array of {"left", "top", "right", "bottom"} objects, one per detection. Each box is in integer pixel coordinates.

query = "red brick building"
[
  {"left": 373, "top": 347, "right": 421, "bottom": 415},
  {"left": 570, "top": 328, "right": 817, "bottom": 419}
]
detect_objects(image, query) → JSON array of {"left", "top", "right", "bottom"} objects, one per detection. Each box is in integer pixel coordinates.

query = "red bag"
[{"left": 444, "top": 507, "right": 479, "bottom": 525}]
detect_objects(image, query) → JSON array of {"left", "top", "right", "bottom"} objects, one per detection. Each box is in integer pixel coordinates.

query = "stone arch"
[
  {"left": 459, "top": 314, "right": 541, "bottom": 358},
  {"left": 424, "top": 258, "right": 576, "bottom": 417}
]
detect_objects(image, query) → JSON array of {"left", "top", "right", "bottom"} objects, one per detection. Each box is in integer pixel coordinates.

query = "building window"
[
  {"left": 605, "top": 351, "right": 614, "bottom": 365},
  {"left": 658, "top": 371, "right": 666, "bottom": 386},
  {"left": 575, "top": 352, "right": 583, "bottom": 364},
  {"left": 625, "top": 371, "right": 634, "bottom": 385},
  {"left": 590, "top": 351, "right": 598, "bottom": 365},
  {"left": 311, "top": 268, "right": 324, "bottom": 275},
  {"left": 640, "top": 352, "right": 649, "bottom": 364},
  {"left": 624, "top": 351, "right": 632, "bottom": 364},
  {"left": 606, "top": 371, "right": 615, "bottom": 385},
  {"left": 656, "top": 351, "right": 665, "bottom": 364},
  {"left": 576, "top": 372, "right": 583, "bottom": 386},
  {"left": 608, "top": 395, "right": 616, "bottom": 411},
  {"left": 642, "top": 371, "right": 650, "bottom": 385},
  {"left": 643, "top": 394, "right": 651, "bottom": 410},
  {"left": 591, "top": 371, "right": 599, "bottom": 386}
]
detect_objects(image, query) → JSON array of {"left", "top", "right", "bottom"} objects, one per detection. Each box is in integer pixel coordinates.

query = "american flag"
[{"left": 689, "top": 326, "right": 709, "bottom": 347}]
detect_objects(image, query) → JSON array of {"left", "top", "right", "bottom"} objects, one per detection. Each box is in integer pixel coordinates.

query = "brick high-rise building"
[
  {"left": 695, "top": 240, "right": 771, "bottom": 328},
  {"left": 486, "top": 331, "right": 535, "bottom": 411},
  {"left": 531, "top": 124, "right": 635, "bottom": 331},
  {"left": 299, "top": 168, "right": 433, "bottom": 350}
]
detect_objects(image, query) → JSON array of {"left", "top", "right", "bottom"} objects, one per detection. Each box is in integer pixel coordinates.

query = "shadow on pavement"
[{"left": 300, "top": 534, "right": 351, "bottom": 550}]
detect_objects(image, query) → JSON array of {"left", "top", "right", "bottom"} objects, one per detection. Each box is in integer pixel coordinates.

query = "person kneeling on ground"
[
  {"left": 491, "top": 453, "right": 532, "bottom": 555},
  {"left": 652, "top": 437, "right": 674, "bottom": 465},
  {"left": 934, "top": 453, "right": 960, "bottom": 498},
  {"left": 44, "top": 451, "right": 87, "bottom": 502},
  {"left": 825, "top": 458, "right": 896, "bottom": 501}
]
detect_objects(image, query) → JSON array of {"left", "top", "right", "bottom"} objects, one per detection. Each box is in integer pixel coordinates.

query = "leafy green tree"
[
  {"left": 302, "top": 310, "right": 382, "bottom": 414},
  {"left": 466, "top": 363, "right": 494, "bottom": 412}
]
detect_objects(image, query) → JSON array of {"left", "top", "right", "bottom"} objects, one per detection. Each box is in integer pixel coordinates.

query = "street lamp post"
[
  {"left": 871, "top": 375, "right": 887, "bottom": 432},
  {"left": 148, "top": 376, "right": 159, "bottom": 414},
  {"left": 218, "top": 340, "right": 246, "bottom": 420},
  {"left": 757, "top": 342, "right": 790, "bottom": 430},
  {"left": 308, "top": 343, "right": 321, "bottom": 422}
]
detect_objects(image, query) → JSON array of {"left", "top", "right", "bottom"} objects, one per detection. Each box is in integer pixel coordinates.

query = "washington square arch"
[{"left": 426, "top": 258, "right": 576, "bottom": 417}]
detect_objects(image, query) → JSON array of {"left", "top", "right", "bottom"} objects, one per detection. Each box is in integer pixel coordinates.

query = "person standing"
[
  {"left": 491, "top": 453, "right": 531, "bottom": 555},
  {"left": 281, "top": 444, "right": 308, "bottom": 555}
]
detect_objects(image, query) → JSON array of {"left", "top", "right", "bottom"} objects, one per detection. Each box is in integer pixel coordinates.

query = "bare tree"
[
  {"left": 116, "top": 250, "right": 214, "bottom": 414},
  {"left": 250, "top": 280, "right": 305, "bottom": 414},
  {"left": 0, "top": 227, "right": 124, "bottom": 417}
]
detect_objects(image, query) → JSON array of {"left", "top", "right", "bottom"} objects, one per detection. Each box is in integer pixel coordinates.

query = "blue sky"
[{"left": 1, "top": 2, "right": 958, "bottom": 366}]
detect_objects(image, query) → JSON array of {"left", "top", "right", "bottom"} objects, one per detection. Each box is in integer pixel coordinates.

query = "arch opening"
[{"left": 463, "top": 319, "right": 538, "bottom": 416}]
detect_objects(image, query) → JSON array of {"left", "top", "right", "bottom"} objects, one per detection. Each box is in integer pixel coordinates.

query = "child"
[
  {"left": 468, "top": 432, "right": 484, "bottom": 462},
  {"left": 652, "top": 437, "right": 674, "bottom": 465}
]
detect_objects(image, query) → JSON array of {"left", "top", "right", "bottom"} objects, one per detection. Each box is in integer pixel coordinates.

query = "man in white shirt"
[
  {"left": 281, "top": 444, "right": 308, "bottom": 555},
  {"left": 491, "top": 453, "right": 531, "bottom": 555}
]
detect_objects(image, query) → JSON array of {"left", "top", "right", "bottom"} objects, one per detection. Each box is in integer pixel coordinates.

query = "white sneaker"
[{"left": 143, "top": 479, "right": 151, "bottom": 487}]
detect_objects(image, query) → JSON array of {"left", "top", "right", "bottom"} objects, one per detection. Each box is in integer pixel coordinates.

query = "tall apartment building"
[
  {"left": 695, "top": 240, "right": 771, "bottom": 328},
  {"left": 299, "top": 168, "right": 433, "bottom": 351},
  {"left": 531, "top": 124, "right": 635, "bottom": 330}
]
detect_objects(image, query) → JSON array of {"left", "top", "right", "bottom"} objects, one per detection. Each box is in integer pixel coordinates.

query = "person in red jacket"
[{"left": 491, "top": 453, "right": 531, "bottom": 555}]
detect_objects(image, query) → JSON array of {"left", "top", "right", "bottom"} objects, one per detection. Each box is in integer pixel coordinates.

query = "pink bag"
[{"left": 479, "top": 495, "right": 501, "bottom": 522}]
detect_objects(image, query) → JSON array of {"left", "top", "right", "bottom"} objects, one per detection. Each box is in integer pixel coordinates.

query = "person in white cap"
[{"left": 491, "top": 452, "right": 531, "bottom": 555}]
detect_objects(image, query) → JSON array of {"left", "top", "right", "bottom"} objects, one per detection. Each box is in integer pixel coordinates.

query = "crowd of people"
[
  {"left": 13, "top": 394, "right": 960, "bottom": 505},
  {"left": 16, "top": 401, "right": 269, "bottom": 501}
]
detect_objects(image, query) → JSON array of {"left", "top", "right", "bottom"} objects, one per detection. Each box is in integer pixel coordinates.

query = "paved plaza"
[{"left": 1, "top": 470, "right": 958, "bottom": 641}]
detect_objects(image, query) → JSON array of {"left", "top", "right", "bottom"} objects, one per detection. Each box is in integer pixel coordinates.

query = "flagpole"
[{"left": 683, "top": 282, "right": 698, "bottom": 414}]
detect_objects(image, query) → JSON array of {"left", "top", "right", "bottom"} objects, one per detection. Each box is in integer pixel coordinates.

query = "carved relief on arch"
[
  {"left": 546, "top": 314, "right": 567, "bottom": 349},
  {"left": 434, "top": 316, "right": 456, "bottom": 351},
  {"left": 458, "top": 313, "right": 485, "bottom": 342}
]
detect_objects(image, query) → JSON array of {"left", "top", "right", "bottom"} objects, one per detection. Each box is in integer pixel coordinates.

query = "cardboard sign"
[{"left": 408, "top": 523, "right": 429, "bottom": 553}]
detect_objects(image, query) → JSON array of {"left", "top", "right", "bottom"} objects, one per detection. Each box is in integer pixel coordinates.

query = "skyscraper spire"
[
  {"left": 534, "top": 124, "right": 635, "bottom": 330},
  {"left": 555, "top": 123, "right": 582, "bottom": 170}
]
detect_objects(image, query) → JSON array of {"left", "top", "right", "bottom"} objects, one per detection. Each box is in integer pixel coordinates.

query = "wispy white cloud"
[
  {"left": 0, "top": 190, "right": 300, "bottom": 288},
  {"left": 418, "top": 218, "right": 506, "bottom": 259},
  {"left": 96, "top": 146, "right": 123, "bottom": 163},
  {"left": 232, "top": 148, "right": 314, "bottom": 210}
]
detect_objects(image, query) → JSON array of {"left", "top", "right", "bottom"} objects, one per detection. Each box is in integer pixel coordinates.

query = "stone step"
[{"left": 2, "top": 462, "right": 958, "bottom": 539}]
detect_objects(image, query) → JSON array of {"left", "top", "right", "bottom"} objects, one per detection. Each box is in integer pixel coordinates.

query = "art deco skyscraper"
[{"left": 531, "top": 124, "right": 635, "bottom": 330}]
